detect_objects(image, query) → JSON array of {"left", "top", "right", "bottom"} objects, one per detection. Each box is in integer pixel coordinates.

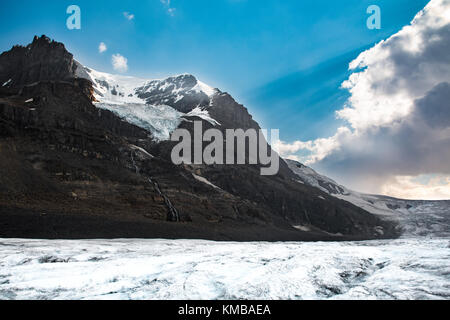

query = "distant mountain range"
[
  {"left": 0, "top": 35, "right": 406, "bottom": 240},
  {"left": 286, "top": 159, "right": 450, "bottom": 238}
]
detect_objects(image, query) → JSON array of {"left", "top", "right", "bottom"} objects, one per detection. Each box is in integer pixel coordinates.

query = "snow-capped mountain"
[
  {"left": 285, "top": 159, "right": 450, "bottom": 237},
  {"left": 285, "top": 159, "right": 351, "bottom": 196},
  {"left": 0, "top": 35, "right": 401, "bottom": 241},
  {"left": 74, "top": 63, "right": 219, "bottom": 141},
  {"left": 78, "top": 64, "right": 217, "bottom": 107},
  {"left": 286, "top": 159, "right": 404, "bottom": 216}
]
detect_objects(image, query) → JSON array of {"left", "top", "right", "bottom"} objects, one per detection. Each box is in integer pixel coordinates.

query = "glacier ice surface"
[{"left": 0, "top": 237, "right": 449, "bottom": 300}]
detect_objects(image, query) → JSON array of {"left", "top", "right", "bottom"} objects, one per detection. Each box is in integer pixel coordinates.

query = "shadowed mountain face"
[
  {"left": 0, "top": 36, "right": 78, "bottom": 87},
  {"left": 0, "top": 35, "right": 399, "bottom": 241}
]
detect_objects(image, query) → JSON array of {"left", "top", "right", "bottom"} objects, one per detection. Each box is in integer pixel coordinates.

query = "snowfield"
[
  {"left": 75, "top": 64, "right": 220, "bottom": 141},
  {"left": 0, "top": 237, "right": 449, "bottom": 300},
  {"left": 1, "top": 198, "right": 449, "bottom": 300}
]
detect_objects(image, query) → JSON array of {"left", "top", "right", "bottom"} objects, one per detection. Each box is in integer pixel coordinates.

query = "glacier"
[
  {"left": 0, "top": 63, "right": 448, "bottom": 301},
  {"left": 96, "top": 102, "right": 183, "bottom": 141},
  {"left": 75, "top": 64, "right": 219, "bottom": 141},
  {"left": 0, "top": 237, "right": 449, "bottom": 300},
  {"left": 1, "top": 200, "right": 449, "bottom": 300}
]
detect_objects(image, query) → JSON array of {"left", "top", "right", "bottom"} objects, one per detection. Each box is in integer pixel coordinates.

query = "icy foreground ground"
[
  {"left": 1, "top": 202, "right": 449, "bottom": 300},
  {"left": 0, "top": 237, "right": 449, "bottom": 300}
]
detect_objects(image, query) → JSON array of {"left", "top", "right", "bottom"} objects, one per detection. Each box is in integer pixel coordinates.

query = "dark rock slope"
[{"left": 0, "top": 35, "right": 399, "bottom": 241}]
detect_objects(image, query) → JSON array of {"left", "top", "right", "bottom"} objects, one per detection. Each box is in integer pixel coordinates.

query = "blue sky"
[{"left": 0, "top": 0, "right": 429, "bottom": 142}]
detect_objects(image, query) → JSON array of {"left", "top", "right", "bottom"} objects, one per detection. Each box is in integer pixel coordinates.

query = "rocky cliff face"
[
  {"left": 0, "top": 36, "right": 400, "bottom": 241},
  {"left": 208, "top": 91, "right": 260, "bottom": 131},
  {"left": 0, "top": 36, "right": 78, "bottom": 88}
]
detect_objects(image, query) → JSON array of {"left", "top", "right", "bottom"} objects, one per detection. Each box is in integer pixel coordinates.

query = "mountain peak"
[
  {"left": 32, "top": 34, "right": 51, "bottom": 44},
  {"left": 23, "top": 35, "right": 68, "bottom": 54},
  {"left": 0, "top": 35, "right": 75, "bottom": 88},
  {"left": 80, "top": 65, "right": 217, "bottom": 112},
  {"left": 0, "top": 35, "right": 401, "bottom": 241}
]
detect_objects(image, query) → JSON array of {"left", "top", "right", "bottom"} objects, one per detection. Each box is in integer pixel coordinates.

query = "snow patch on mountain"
[
  {"left": 192, "top": 174, "right": 222, "bottom": 190},
  {"left": 286, "top": 159, "right": 398, "bottom": 217},
  {"left": 194, "top": 80, "right": 217, "bottom": 97},
  {"left": 129, "top": 144, "right": 154, "bottom": 159},
  {"left": 186, "top": 107, "right": 221, "bottom": 126},
  {"left": 286, "top": 159, "right": 350, "bottom": 196},
  {"left": 83, "top": 67, "right": 147, "bottom": 105}
]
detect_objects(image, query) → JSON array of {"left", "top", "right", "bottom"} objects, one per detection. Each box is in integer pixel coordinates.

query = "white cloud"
[
  {"left": 273, "top": 140, "right": 311, "bottom": 156},
  {"left": 338, "top": 0, "right": 450, "bottom": 132},
  {"left": 167, "top": 8, "right": 176, "bottom": 16},
  {"left": 160, "top": 0, "right": 176, "bottom": 16},
  {"left": 281, "top": 0, "right": 450, "bottom": 198},
  {"left": 111, "top": 54, "right": 128, "bottom": 73},
  {"left": 123, "top": 12, "right": 135, "bottom": 20},
  {"left": 275, "top": 126, "right": 351, "bottom": 164},
  {"left": 98, "top": 42, "right": 107, "bottom": 53},
  {"left": 381, "top": 175, "right": 450, "bottom": 200}
]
